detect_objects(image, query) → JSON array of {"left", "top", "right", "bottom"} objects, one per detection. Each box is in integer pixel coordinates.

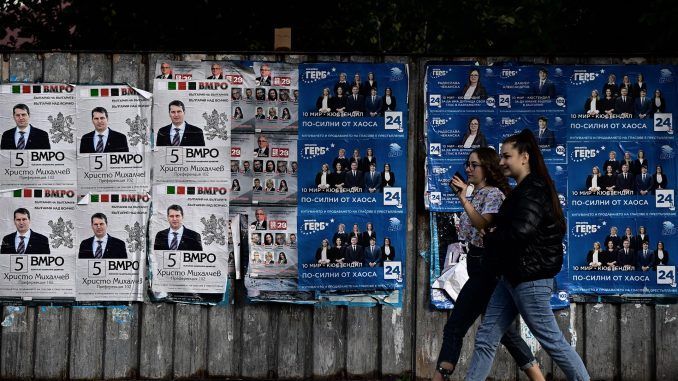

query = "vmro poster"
[
  {"left": 0, "top": 188, "right": 76, "bottom": 300},
  {"left": 0, "top": 84, "right": 77, "bottom": 189},
  {"left": 76, "top": 85, "right": 151, "bottom": 195}
]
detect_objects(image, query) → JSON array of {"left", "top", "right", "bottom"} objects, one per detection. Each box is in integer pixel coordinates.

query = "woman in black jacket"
[{"left": 464, "top": 129, "right": 589, "bottom": 381}]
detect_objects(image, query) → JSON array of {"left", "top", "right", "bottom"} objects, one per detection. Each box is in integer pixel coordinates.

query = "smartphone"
[{"left": 450, "top": 171, "right": 465, "bottom": 193}]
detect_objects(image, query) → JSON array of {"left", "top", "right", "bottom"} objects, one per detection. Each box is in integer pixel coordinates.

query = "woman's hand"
[{"left": 449, "top": 176, "right": 467, "bottom": 198}]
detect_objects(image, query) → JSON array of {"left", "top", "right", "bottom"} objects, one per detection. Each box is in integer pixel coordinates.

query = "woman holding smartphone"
[{"left": 434, "top": 147, "right": 543, "bottom": 381}]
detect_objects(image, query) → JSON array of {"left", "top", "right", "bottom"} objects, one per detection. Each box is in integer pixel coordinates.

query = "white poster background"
[
  {"left": 76, "top": 85, "right": 151, "bottom": 195},
  {"left": 0, "top": 84, "right": 77, "bottom": 189},
  {"left": 75, "top": 193, "right": 149, "bottom": 301},
  {"left": 0, "top": 188, "right": 76, "bottom": 299}
]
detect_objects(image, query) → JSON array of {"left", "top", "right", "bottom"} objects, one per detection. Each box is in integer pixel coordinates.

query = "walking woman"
[
  {"left": 465, "top": 130, "right": 589, "bottom": 381},
  {"left": 434, "top": 147, "right": 544, "bottom": 381}
]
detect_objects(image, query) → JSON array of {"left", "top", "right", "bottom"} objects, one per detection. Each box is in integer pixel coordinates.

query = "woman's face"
[
  {"left": 353, "top": 149, "right": 360, "bottom": 157},
  {"left": 469, "top": 118, "right": 479, "bottom": 133},
  {"left": 608, "top": 241, "right": 615, "bottom": 249},
  {"left": 269, "top": 89, "right": 277, "bottom": 98},
  {"left": 322, "top": 164, "right": 329, "bottom": 172},
  {"left": 267, "top": 162, "right": 275, "bottom": 171},
  {"left": 657, "top": 166, "right": 662, "bottom": 173},
  {"left": 264, "top": 234, "right": 273, "bottom": 244},
  {"left": 594, "top": 242, "right": 601, "bottom": 250},
  {"left": 625, "top": 227, "right": 632, "bottom": 235},
  {"left": 606, "top": 165, "right": 613, "bottom": 174},
  {"left": 337, "top": 87, "right": 343, "bottom": 95},
  {"left": 655, "top": 89, "right": 661, "bottom": 97},
  {"left": 335, "top": 238, "right": 342, "bottom": 246},
  {"left": 639, "top": 226, "right": 645, "bottom": 234},
  {"left": 384, "top": 238, "right": 390, "bottom": 245},
  {"left": 591, "top": 90, "right": 598, "bottom": 98},
  {"left": 605, "top": 88, "right": 612, "bottom": 97},
  {"left": 469, "top": 70, "right": 479, "bottom": 84},
  {"left": 658, "top": 242, "right": 664, "bottom": 250},
  {"left": 323, "top": 88, "right": 330, "bottom": 96},
  {"left": 353, "top": 224, "right": 359, "bottom": 232},
  {"left": 367, "top": 148, "right": 373, "bottom": 156},
  {"left": 322, "top": 240, "right": 328, "bottom": 247},
  {"left": 465, "top": 152, "right": 484, "bottom": 185},
  {"left": 499, "top": 143, "right": 528, "bottom": 179},
  {"left": 367, "top": 223, "right": 373, "bottom": 230},
  {"left": 385, "top": 88, "right": 392, "bottom": 96},
  {"left": 593, "top": 167, "right": 599, "bottom": 175},
  {"left": 638, "top": 150, "right": 645, "bottom": 158},
  {"left": 384, "top": 164, "right": 390, "bottom": 171}
]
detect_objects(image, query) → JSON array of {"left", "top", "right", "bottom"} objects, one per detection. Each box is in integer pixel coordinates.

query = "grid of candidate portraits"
[
  {"left": 297, "top": 63, "right": 409, "bottom": 293},
  {"left": 426, "top": 64, "right": 678, "bottom": 301}
]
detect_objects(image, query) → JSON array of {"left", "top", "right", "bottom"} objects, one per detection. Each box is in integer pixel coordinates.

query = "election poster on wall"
[
  {"left": 148, "top": 184, "right": 229, "bottom": 303},
  {"left": 229, "top": 134, "right": 254, "bottom": 204},
  {"left": 76, "top": 85, "right": 152, "bottom": 195},
  {"left": 247, "top": 206, "right": 297, "bottom": 278},
  {"left": 564, "top": 65, "right": 676, "bottom": 140},
  {"left": 75, "top": 192, "right": 148, "bottom": 301},
  {"left": 0, "top": 188, "right": 76, "bottom": 300},
  {"left": 298, "top": 138, "right": 405, "bottom": 209},
  {"left": 298, "top": 63, "right": 409, "bottom": 138},
  {"left": 250, "top": 133, "right": 298, "bottom": 205},
  {"left": 252, "top": 62, "right": 298, "bottom": 133},
  {"left": 229, "top": 205, "right": 249, "bottom": 280},
  {"left": 426, "top": 64, "right": 498, "bottom": 114},
  {"left": 152, "top": 79, "right": 231, "bottom": 184},
  {"left": 0, "top": 84, "right": 77, "bottom": 189},
  {"left": 496, "top": 65, "right": 568, "bottom": 113},
  {"left": 297, "top": 207, "right": 405, "bottom": 291}
]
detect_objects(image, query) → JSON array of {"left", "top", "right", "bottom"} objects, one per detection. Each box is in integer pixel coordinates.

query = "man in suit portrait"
[
  {"left": 207, "top": 63, "right": 225, "bottom": 79},
  {"left": 615, "top": 163, "right": 635, "bottom": 193},
  {"left": 256, "top": 64, "right": 272, "bottom": 86},
  {"left": 616, "top": 239, "right": 636, "bottom": 270},
  {"left": 346, "top": 85, "right": 365, "bottom": 116},
  {"left": 364, "top": 162, "right": 382, "bottom": 193},
  {"left": 78, "top": 213, "right": 127, "bottom": 259},
  {"left": 251, "top": 208, "right": 267, "bottom": 230},
  {"left": 254, "top": 135, "right": 269, "bottom": 157},
  {"left": 344, "top": 236, "right": 364, "bottom": 265},
  {"left": 634, "top": 88, "right": 652, "bottom": 119},
  {"left": 153, "top": 204, "right": 203, "bottom": 251},
  {"left": 1, "top": 208, "right": 50, "bottom": 254},
  {"left": 79, "top": 107, "right": 129, "bottom": 153},
  {"left": 531, "top": 68, "right": 556, "bottom": 98},
  {"left": 344, "top": 161, "right": 365, "bottom": 191},
  {"left": 363, "top": 236, "right": 381, "bottom": 267},
  {"left": 534, "top": 116, "right": 555, "bottom": 148},
  {"left": 364, "top": 87, "right": 382, "bottom": 117},
  {"left": 1, "top": 104, "right": 51, "bottom": 150},
  {"left": 156, "top": 62, "right": 172, "bottom": 79},
  {"left": 636, "top": 241, "right": 655, "bottom": 271},
  {"left": 614, "top": 87, "right": 634, "bottom": 117},
  {"left": 155, "top": 100, "right": 205, "bottom": 147},
  {"left": 635, "top": 165, "right": 654, "bottom": 195}
]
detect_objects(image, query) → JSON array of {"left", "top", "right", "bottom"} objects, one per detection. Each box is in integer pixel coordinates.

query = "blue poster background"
[
  {"left": 297, "top": 207, "right": 406, "bottom": 291},
  {"left": 426, "top": 65, "right": 498, "bottom": 113},
  {"left": 496, "top": 65, "right": 568, "bottom": 113}
]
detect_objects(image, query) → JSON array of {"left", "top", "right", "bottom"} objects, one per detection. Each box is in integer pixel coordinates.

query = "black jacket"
[{"left": 485, "top": 173, "right": 564, "bottom": 285}]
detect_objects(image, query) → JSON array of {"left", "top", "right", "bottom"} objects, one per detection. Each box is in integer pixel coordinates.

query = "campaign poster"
[
  {"left": 253, "top": 62, "right": 299, "bottom": 133},
  {"left": 426, "top": 65, "right": 497, "bottom": 114},
  {"left": 209, "top": 61, "right": 258, "bottom": 134},
  {"left": 152, "top": 79, "right": 231, "bottom": 184},
  {"left": 427, "top": 114, "right": 500, "bottom": 158},
  {"left": 567, "top": 214, "right": 677, "bottom": 295},
  {"left": 298, "top": 207, "right": 406, "bottom": 291},
  {"left": 299, "top": 63, "right": 408, "bottom": 138},
  {"left": 565, "top": 65, "right": 677, "bottom": 140},
  {"left": 567, "top": 140, "right": 677, "bottom": 213},
  {"left": 250, "top": 134, "right": 297, "bottom": 205},
  {"left": 0, "top": 84, "right": 76, "bottom": 189},
  {"left": 495, "top": 113, "right": 568, "bottom": 163},
  {"left": 229, "top": 134, "right": 254, "bottom": 204},
  {"left": 247, "top": 206, "right": 297, "bottom": 279},
  {"left": 76, "top": 85, "right": 151, "bottom": 195},
  {"left": 0, "top": 188, "right": 76, "bottom": 300},
  {"left": 229, "top": 205, "right": 249, "bottom": 280},
  {"left": 75, "top": 192, "right": 148, "bottom": 301},
  {"left": 298, "top": 138, "right": 405, "bottom": 209},
  {"left": 496, "top": 65, "right": 567, "bottom": 113},
  {"left": 426, "top": 159, "right": 466, "bottom": 212},
  {"left": 149, "top": 184, "right": 229, "bottom": 302},
  {"left": 154, "top": 61, "right": 206, "bottom": 81}
]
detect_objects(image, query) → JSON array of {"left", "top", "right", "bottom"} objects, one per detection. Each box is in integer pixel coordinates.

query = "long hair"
[
  {"left": 472, "top": 147, "right": 511, "bottom": 196},
  {"left": 502, "top": 129, "right": 565, "bottom": 233}
]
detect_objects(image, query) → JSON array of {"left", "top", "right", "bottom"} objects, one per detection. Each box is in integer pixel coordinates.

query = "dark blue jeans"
[{"left": 437, "top": 246, "right": 536, "bottom": 372}]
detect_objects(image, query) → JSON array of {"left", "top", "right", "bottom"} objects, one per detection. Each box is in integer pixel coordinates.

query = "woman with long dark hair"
[
  {"left": 434, "top": 147, "right": 543, "bottom": 381},
  {"left": 464, "top": 130, "right": 589, "bottom": 381}
]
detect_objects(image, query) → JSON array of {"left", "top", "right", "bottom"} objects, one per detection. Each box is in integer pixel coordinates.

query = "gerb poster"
[
  {"left": 496, "top": 66, "right": 568, "bottom": 113},
  {"left": 298, "top": 63, "right": 408, "bottom": 138},
  {"left": 0, "top": 188, "right": 76, "bottom": 300},
  {"left": 298, "top": 138, "right": 405, "bottom": 209},
  {"left": 298, "top": 207, "right": 405, "bottom": 291},
  {"left": 426, "top": 65, "right": 497, "bottom": 114},
  {"left": 149, "top": 184, "right": 229, "bottom": 303},
  {"left": 0, "top": 84, "right": 77, "bottom": 189},
  {"left": 152, "top": 80, "right": 231, "bottom": 184},
  {"left": 75, "top": 193, "right": 148, "bottom": 301},
  {"left": 76, "top": 85, "right": 151, "bottom": 195}
]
